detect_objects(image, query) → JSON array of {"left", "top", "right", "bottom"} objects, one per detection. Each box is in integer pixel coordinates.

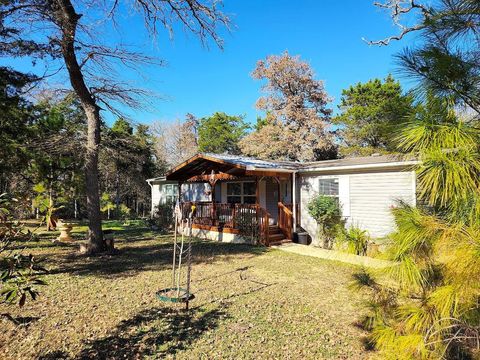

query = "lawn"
[{"left": 1, "top": 222, "right": 371, "bottom": 359}]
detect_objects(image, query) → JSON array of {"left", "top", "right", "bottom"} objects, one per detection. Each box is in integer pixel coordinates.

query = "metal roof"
[
  {"left": 201, "top": 153, "right": 416, "bottom": 171},
  {"left": 299, "top": 154, "right": 418, "bottom": 171},
  {"left": 158, "top": 153, "right": 417, "bottom": 182},
  {"left": 201, "top": 153, "right": 300, "bottom": 170}
]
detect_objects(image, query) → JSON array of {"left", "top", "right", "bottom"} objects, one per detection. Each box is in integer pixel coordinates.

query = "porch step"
[
  {"left": 268, "top": 233, "right": 285, "bottom": 242},
  {"left": 269, "top": 239, "right": 292, "bottom": 246},
  {"left": 268, "top": 225, "right": 282, "bottom": 234}
]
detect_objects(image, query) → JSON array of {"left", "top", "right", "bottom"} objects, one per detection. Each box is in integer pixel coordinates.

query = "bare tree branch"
[{"left": 364, "top": 0, "right": 432, "bottom": 45}]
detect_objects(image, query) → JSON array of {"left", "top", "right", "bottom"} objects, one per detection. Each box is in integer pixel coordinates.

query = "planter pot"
[{"left": 56, "top": 219, "right": 74, "bottom": 242}]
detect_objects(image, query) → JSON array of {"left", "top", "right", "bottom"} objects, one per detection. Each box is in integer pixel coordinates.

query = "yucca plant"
[
  {"left": 339, "top": 225, "right": 370, "bottom": 256},
  {"left": 354, "top": 95, "right": 480, "bottom": 359}
]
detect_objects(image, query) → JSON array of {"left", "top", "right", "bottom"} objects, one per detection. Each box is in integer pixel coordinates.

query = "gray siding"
[
  {"left": 299, "top": 169, "right": 415, "bottom": 243},
  {"left": 151, "top": 182, "right": 210, "bottom": 212},
  {"left": 348, "top": 171, "right": 415, "bottom": 237}
]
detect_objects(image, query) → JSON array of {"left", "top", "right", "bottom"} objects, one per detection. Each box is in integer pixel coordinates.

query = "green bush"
[
  {"left": 119, "top": 204, "right": 132, "bottom": 224},
  {"left": 1, "top": 194, "right": 46, "bottom": 309},
  {"left": 307, "top": 195, "right": 343, "bottom": 248},
  {"left": 339, "top": 225, "right": 370, "bottom": 256},
  {"left": 150, "top": 203, "right": 174, "bottom": 233}
]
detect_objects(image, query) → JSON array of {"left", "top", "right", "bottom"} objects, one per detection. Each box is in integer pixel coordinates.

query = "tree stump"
[{"left": 103, "top": 229, "right": 115, "bottom": 252}]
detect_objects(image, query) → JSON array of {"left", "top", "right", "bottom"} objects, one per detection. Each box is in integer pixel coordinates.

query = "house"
[
  {"left": 146, "top": 176, "right": 210, "bottom": 214},
  {"left": 148, "top": 153, "right": 418, "bottom": 246}
]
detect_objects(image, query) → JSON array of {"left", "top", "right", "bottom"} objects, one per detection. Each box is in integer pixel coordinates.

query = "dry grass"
[{"left": 1, "top": 221, "right": 371, "bottom": 359}]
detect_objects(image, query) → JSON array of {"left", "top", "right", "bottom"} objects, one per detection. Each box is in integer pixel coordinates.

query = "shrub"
[
  {"left": 32, "top": 183, "right": 65, "bottom": 231},
  {"left": 339, "top": 225, "right": 370, "bottom": 256},
  {"left": 119, "top": 204, "right": 132, "bottom": 224},
  {"left": 0, "top": 194, "right": 46, "bottom": 309},
  {"left": 150, "top": 202, "right": 174, "bottom": 232},
  {"left": 307, "top": 195, "right": 343, "bottom": 248}
]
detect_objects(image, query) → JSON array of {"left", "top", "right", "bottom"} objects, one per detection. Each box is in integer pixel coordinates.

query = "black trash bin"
[{"left": 297, "top": 232, "right": 309, "bottom": 245}]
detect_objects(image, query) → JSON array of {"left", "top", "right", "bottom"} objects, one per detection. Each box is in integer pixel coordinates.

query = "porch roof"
[{"left": 165, "top": 153, "right": 296, "bottom": 181}]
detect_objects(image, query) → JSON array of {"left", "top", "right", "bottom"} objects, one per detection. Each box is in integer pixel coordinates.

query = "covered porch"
[{"left": 165, "top": 154, "right": 300, "bottom": 245}]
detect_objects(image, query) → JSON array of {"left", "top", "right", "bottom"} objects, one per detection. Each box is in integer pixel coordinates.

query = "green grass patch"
[{"left": 1, "top": 222, "right": 370, "bottom": 359}]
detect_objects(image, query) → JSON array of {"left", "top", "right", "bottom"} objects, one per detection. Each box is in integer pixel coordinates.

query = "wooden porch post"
[
  {"left": 211, "top": 180, "right": 217, "bottom": 226},
  {"left": 274, "top": 176, "right": 281, "bottom": 220},
  {"left": 292, "top": 172, "right": 297, "bottom": 233}
]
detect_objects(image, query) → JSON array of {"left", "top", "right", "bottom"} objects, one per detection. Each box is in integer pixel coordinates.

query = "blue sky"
[
  {"left": 124, "top": 0, "right": 417, "bottom": 126},
  {"left": 7, "top": 0, "right": 419, "bottom": 126}
]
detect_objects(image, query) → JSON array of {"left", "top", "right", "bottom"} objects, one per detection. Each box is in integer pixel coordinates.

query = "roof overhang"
[
  {"left": 146, "top": 176, "right": 179, "bottom": 184},
  {"left": 165, "top": 154, "right": 293, "bottom": 182},
  {"left": 298, "top": 160, "right": 420, "bottom": 173}
]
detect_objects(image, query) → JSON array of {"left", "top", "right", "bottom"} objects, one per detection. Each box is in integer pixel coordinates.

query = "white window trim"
[
  {"left": 317, "top": 175, "right": 350, "bottom": 218},
  {"left": 318, "top": 176, "right": 340, "bottom": 198},
  {"left": 161, "top": 184, "right": 178, "bottom": 204}
]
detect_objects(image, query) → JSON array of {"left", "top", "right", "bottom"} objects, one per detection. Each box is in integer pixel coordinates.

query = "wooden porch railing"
[
  {"left": 181, "top": 202, "right": 273, "bottom": 246},
  {"left": 257, "top": 206, "right": 271, "bottom": 246},
  {"left": 278, "top": 202, "right": 293, "bottom": 240},
  {"left": 284, "top": 203, "right": 300, "bottom": 225}
]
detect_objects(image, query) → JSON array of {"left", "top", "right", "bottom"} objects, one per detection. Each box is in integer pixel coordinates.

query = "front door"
[{"left": 265, "top": 178, "right": 279, "bottom": 224}]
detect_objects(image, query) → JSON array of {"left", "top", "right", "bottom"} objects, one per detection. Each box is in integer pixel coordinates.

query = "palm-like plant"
[
  {"left": 339, "top": 225, "right": 370, "bottom": 256},
  {"left": 355, "top": 95, "right": 480, "bottom": 359}
]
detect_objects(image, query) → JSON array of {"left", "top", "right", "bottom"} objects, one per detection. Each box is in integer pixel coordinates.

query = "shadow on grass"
[
  {"left": 48, "top": 237, "right": 267, "bottom": 279},
  {"left": 0, "top": 314, "right": 40, "bottom": 327},
  {"left": 12, "top": 223, "right": 153, "bottom": 250},
  {"left": 38, "top": 305, "right": 228, "bottom": 360},
  {"left": 37, "top": 266, "right": 276, "bottom": 360}
]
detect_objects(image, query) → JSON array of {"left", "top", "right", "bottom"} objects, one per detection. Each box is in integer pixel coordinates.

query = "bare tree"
[
  {"left": 153, "top": 113, "right": 199, "bottom": 167},
  {"left": 0, "top": 1, "right": 229, "bottom": 253}
]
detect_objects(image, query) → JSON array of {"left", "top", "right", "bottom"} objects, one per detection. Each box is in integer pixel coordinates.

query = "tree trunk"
[
  {"left": 74, "top": 198, "right": 78, "bottom": 219},
  {"left": 55, "top": 0, "right": 104, "bottom": 253},
  {"left": 84, "top": 106, "right": 104, "bottom": 252},
  {"left": 115, "top": 171, "right": 120, "bottom": 219}
]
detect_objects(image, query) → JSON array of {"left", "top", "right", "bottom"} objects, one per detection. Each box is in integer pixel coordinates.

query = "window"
[
  {"left": 162, "top": 184, "right": 178, "bottom": 204},
  {"left": 319, "top": 178, "right": 339, "bottom": 199},
  {"left": 227, "top": 182, "right": 256, "bottom": 204}
]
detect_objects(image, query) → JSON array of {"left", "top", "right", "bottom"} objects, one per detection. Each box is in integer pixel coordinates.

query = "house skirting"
[{"left": 180, "top": 224, "right": 253, "bottom": 244}]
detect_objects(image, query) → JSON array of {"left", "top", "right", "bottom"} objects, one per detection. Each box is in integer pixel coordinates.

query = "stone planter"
[{"left": 56, "top": 219, "right": 75, "bottom": 242}]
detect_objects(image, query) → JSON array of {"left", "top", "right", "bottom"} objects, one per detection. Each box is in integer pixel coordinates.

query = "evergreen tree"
[
  {"left": 357, "top": 1, "right": 480, "bottom": 358},
  {"left": 197, "top": 112, "right": 249, "bottom": 154},
  {"left": 334, "top": 75, "right": 414, "bottom": 156},
  {"left": 0, "top": 67, "right": 36, "bottom": 193}
]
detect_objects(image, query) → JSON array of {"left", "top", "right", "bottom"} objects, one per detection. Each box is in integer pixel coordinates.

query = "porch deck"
[
  {"left": 167, "top": 154, "right": 301, "bottom": 246},
  {"left": 181, "top": 201, "right": 298, "bottom": 246}
]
